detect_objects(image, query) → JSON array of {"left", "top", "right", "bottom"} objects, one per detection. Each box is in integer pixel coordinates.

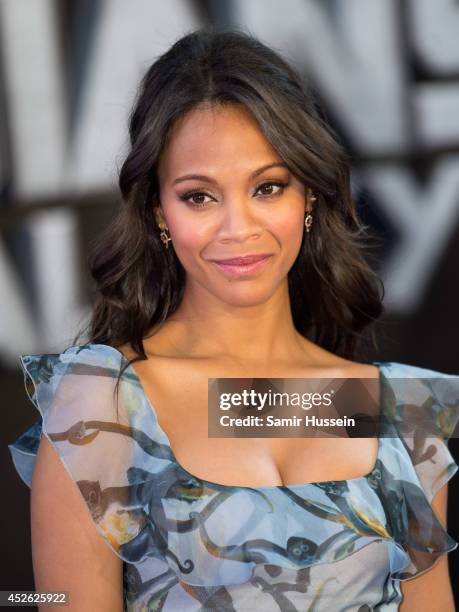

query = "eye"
[
  {"left": 254, "top": 181, "right": 289, "bottom": 198},
  {"left": 179, "top": 191, "right": 215, "bottom": 208}
]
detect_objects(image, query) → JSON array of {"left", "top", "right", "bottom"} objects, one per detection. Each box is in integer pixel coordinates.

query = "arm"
[
  {"left": 400, "top": 482, "right": 456, "bottom": 611},
  {"left": 31, "top": 435, "right": 124, "bottom": 611}
]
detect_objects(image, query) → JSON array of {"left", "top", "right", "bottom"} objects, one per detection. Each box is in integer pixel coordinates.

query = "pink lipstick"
[{"left": 210, "top": 254, "right": 273, "bottom": 277}]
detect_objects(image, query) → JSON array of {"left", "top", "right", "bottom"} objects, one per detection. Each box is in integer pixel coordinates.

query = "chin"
[{"left": 216, "top": 285, "right": 280, "bottom": 308}]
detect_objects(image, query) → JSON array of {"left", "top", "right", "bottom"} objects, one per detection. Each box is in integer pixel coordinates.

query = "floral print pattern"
[{"left": 8, "top": 343, "right": 459, "bottom": 611}]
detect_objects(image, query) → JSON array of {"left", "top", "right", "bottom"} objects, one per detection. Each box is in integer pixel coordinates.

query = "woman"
[{"left": 9, "top": 28, "right": 458, "bottom": 611}]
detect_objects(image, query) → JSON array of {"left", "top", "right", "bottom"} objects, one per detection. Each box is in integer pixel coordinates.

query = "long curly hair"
[{"left": 76, "top": 26, "right": 384, "bottom": 375}]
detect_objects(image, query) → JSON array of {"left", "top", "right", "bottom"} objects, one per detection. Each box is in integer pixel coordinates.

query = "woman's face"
[{"left": 156, "top": 102, "right": 309, "bottom": 307}]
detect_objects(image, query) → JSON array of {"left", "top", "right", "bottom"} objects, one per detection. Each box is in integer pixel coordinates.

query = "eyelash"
[{"left": 179, "top": 181, "right": 290, "bottom": 209}]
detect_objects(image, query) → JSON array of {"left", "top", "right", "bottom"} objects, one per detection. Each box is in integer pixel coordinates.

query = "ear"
[
  {"left": 154, "top": 206, "right": 166, "bottom": 227},
  {"left": 306, "top": 189, "right": 317, "bottom": 212}
]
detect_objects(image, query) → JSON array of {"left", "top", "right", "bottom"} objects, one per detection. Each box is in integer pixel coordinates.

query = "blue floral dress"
[{"left": 8, "top": 343, "right": 459, "bottom": 611}]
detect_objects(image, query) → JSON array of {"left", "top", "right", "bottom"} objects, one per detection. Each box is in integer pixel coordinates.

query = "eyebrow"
[{"left": 172, "top": 162, "right": 288, "bottom": 186}]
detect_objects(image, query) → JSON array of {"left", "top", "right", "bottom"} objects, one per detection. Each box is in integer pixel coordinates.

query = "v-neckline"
[{"left": 93, "top": 343, "right": 389, "bottom": 491}]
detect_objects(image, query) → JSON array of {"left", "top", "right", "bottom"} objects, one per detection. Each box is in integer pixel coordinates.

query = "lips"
[
  {"left": 210, "top": 254, "right": 273, "bottom": 278},
  {"left": 211, "top": 254, "right": 272, "bottom": 265}
]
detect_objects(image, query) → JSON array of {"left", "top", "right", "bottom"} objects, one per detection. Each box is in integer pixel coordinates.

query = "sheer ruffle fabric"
[{"left": 8, "top": 344, "right": 459, "bottom": 611}]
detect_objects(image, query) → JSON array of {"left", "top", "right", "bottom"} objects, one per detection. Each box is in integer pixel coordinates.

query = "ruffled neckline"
[{"left": 88, "top": 342, "right": 389, "bottom": 491}]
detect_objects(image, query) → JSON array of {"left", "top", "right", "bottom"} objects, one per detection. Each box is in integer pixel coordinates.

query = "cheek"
[
  {"left": 269, "top": 206, "right": 305, "bottom": 247},
  {"left": 166, "top": 213, "right": 209, "bottom": 266}
]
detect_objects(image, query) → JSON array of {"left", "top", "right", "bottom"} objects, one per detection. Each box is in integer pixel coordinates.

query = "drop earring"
[
  {"left": 159, "top": 225, "right": 172, "bottom": 248},
  {"left": 154, "top": 204, "right": 172, "bottom": 248}
]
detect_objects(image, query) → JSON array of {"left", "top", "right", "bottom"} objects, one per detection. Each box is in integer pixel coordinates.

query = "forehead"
[{"left": 158, "top": 102, "right": 281, "bottom": 181}]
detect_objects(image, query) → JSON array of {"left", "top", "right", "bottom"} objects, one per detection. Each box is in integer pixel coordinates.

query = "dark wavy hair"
[{"left": 76, "top": 26, "right": 384, "bottom": 376}]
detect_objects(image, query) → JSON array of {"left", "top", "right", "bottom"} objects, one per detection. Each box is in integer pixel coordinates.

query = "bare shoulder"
[
  {"left": 117, "top": 322, "right": 180, "bottom": 362},
  {"left": 297, "top": 336, "right": 379, "bottom": 378}
]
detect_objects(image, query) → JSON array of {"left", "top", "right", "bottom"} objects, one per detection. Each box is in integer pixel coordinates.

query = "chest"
[{"left": 131, "top": 357, "right": 380, "bottom": 487}]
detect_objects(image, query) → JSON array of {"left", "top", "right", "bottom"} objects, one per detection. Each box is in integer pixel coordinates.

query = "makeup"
[{"left": 211, "top": 254, "right": 273, "bottom": 277}]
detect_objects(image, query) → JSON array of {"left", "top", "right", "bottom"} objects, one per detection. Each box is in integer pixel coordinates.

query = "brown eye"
[
  {"left": 179, "top": 191, "right": 214, "bottom": 208},
  {"left": 190, "top": 193, "right": 209, "bottom": 205},
  {"left": 254, "top": 181, "right": 288, "bottom": 197}
]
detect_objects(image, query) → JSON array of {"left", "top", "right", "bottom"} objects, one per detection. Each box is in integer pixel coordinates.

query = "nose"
[{"left": 217, "top": 195, "right": 263, "bottom": 242}]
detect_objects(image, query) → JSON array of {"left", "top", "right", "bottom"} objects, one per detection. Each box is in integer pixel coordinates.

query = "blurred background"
[{"left": 2, "top": 0, "right": 458, "bottom": 605}]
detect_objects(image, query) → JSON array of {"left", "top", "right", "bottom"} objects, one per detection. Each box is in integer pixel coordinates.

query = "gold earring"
[{"left": 159, "top": 225, "right": 172, "bottom": 248}]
